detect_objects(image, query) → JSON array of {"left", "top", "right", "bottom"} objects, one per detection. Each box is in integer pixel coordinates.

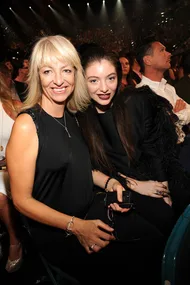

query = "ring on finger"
[{"left": 89, "top": 243, "right": 96, "bottom": 251}]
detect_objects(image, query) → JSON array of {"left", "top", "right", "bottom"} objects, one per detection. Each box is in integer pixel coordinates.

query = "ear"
[{"left": 143, "top": 55, "right": 152, "bottom": 67}]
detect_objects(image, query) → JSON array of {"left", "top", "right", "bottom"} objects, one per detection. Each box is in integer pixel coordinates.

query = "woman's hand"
[
  {"left": 118, "top": 173, "right": 170, "bottom": 198},
  {"left": 106, "top": 179, "right": 130, "bottom": 213},
  {"left": 163, "top": 195, "right": 172, "bottom": 207},
  {"left": 73, "top": 218, "right": 115, "bottom": 254}
]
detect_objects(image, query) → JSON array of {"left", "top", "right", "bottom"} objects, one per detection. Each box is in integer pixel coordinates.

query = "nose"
[
  {"left": 53, "top": 72, "right": 64, "bottom": 86},
  {"left": 99, "top": 80, "right": 108, "bottom": 93}
]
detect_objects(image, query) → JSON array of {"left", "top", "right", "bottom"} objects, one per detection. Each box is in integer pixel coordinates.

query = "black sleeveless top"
[{"left": 22, "top": 105, "right": 94, "bottom": 223}]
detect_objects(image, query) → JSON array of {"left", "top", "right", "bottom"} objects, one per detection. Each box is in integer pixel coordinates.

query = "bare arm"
[
  {"left": 6, "top": 114, "right": 115, "bottom": 253},
  {"left": 6, "top": 113, "right": 72, "bottom": 230}
]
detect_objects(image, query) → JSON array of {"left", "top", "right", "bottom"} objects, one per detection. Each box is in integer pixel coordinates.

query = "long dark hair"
[{"left": 78, "top": 48, "right": 134, "bottom": 173}]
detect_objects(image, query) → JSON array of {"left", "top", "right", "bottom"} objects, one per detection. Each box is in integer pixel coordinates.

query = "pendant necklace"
[{"left": 52, "top": 112, "right": 71, "bottom": 138}]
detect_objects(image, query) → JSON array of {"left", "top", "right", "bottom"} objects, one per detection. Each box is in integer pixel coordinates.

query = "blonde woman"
[
  {"left": 6, "top": 35, "right": 132, "bottom": 285},
  {"left": 0, "top": 72, "right": 22, "bottom": 272}
]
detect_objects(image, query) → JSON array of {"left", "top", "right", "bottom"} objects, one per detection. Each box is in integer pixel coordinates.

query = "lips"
[
  {"left": 97, "top": 94, "right": 110, "bottom": 100},
  {"left": 52, "top": 87, "right": 67, "bottom": 93}
]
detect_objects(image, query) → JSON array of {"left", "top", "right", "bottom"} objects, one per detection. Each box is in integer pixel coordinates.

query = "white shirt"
[
  {"left": 0, "top": 102, "right": 14, "bottom": 195},
  {"left": 136, "top": 75, "right": 190, "bottom": 125}
]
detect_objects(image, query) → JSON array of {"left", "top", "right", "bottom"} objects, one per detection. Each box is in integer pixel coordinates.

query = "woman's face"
[
  {"left": 119, "top": 57, "right": 130, "bottom": 76},
  {"left": 39, "top": 57, "right": 75, "bottom": 104},
  {"left": 85, "top": 59, "right": 118, "bottom": 111}
]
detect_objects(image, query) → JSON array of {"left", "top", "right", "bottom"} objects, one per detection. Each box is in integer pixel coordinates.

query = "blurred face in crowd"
[
  {"left": 145, "top": 42, "right": 171, "bottom": 72},
  {"left": 39, "top": 57, "right": 75, "bottom": 104},
  {"left": 119, "top": 57, "right": 130, "bottom": 76},
  {"left": 85, "top": 59, "right": 118, "bottom": 113},
  {"left": 19, "top": 59, "right": 29, "bottom": 81},
  {"left": 5, "top": 61, "right": 13, "bottom": 73}
]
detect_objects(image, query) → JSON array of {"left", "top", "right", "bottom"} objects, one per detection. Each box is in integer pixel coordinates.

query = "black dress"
[{"left": 21, "top": 106, "right": 95, "bottom": 282}]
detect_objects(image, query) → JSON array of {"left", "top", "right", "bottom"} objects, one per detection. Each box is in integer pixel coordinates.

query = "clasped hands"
[{"left": 118, "top": 173, "right": 172, "bottom": 206}]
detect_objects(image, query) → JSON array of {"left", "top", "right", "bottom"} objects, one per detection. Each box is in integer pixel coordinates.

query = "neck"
[
  {"left": 94, "top": 101, "right": 112, "bottom": 114},
  {"left": 41, "top": 96, "right": 66, "bottom": 118},
  {"left": 144, "top": 68, "right": 165, "bottom": 82}
]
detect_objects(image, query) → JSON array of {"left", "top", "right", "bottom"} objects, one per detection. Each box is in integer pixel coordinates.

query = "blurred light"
[
  {"left": 68, "top": 4, "right": 70, "bottom": 7},
  {"left": 87, "top": 2, "right": 89, "bottom": 5},
  {"left": 29, "top": 6, "right": 32, "bottom": 9},
  {"left": 48, "top": 5, "right": 51, "bottom": 8},
  {"left": 9, "top": 7, "right": 12, "bottom": 10}
]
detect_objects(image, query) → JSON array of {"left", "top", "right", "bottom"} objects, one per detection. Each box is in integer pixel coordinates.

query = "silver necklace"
[{"left": 52, "top": 113, "right": 71, "bottom": 138}]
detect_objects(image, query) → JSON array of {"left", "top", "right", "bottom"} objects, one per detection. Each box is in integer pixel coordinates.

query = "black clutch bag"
[{"left": 104, "top": 191, "right": 134, "bottom": 209}]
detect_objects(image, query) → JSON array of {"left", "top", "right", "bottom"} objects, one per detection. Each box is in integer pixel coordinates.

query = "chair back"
[{"left": 162, "top": 204, "right": 190, "bottom": 285}]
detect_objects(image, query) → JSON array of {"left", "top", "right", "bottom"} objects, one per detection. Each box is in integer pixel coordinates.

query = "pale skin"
[
  {"left": 85, "top": 59, "right": 172, "bottom": 205},
  {"left": 6, "top": 58, "right": 129, "bottom": 255}
]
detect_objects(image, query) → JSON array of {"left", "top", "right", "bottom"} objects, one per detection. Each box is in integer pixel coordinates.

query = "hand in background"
[{"left": 174, "top": 99, "right": 186, "bottom": 113}]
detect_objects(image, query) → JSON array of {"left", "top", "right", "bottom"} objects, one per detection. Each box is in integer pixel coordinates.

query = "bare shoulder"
[{"left": 12, "top": 113, "right": 37, "bottom": 137}]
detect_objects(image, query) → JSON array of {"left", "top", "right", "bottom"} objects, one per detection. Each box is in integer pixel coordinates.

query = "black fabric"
[
  {"left": 21, "top": 105, "right": 94, "bottom": 220},
  {"left": 18, "top": 103, "right": 171, "bottom": 285},
  {"left": 174, "top": 75, "right": 190, "bottom": 104},
  {"left": 85, "top": 191, "right": 165, "bottom": 242},
  {"left": 98, "top": 86, "right": 190, "bottom": 220}
]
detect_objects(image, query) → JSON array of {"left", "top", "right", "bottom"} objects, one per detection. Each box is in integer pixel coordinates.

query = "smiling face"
[
  {"left": 85, "top": 59, "right": 118, "bottom": 113},
  {"left": 39, "top": 57, "right": 75, "bottom": 104}
]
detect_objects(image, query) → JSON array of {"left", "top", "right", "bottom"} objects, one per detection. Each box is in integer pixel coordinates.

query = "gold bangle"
[{"left": 66, "top": 216, "right": 75, "bottom": 237}]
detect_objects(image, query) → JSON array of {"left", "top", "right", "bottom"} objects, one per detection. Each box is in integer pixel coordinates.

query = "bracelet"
[
  {"left": 104, "top": 177, "right": 112, "bottom": 192},
  {"left": 66, "top": 216, "right": 75, "bottom": 237}
]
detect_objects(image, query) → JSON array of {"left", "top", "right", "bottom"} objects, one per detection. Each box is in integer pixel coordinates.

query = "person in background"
[
  {"left": 164, "top": 55, "right": 179, "bottom": 86},
  {"left": 12, "top": 58, "right": 29, "bottom": 102},
  {"left": 4, "top": 59, "right": 14, "bottom": 77},
  {"left": 136, "top": 39, "right": 190, "bottom": 177},
  {"left": 6, "top": 35, "right": 143, "bottom": 285},
  {"left": 174, "top": 52, "right": 190, "bottom": 173},
  {"left": 118, "top": 52, "right": 137, "bottom": 89},
  {"left": 130, "top": 52, "right": 142, "bottom": 84},
  {"left": 135, "top": 39, "right": 190, "bottom": 128},
  {"left": 174, "top": 52, "right": 190, "bottom": 104},
  {"left": 0, "top": 73, "right": 23, "bottom": 273}
]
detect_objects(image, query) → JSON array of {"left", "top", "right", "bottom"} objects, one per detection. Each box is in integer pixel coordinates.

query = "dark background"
[{"left": 0, "top": 0, "right": 189, "bottom": 57}]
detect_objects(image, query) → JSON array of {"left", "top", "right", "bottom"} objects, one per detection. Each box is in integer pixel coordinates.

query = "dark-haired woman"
[{"left": 77, "top": 48, "right": 190, "bottom": 284}]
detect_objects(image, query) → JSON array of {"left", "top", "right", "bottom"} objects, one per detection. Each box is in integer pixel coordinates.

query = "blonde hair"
[{"left": 22, "top": 35, "right": 90, "bottom": 111}]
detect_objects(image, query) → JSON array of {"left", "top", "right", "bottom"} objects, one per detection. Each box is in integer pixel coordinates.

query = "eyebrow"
[
  {"left": 41, "top": 64, "right": 72, "bottom": 69},
  {"left": 87, "top": 72, "right": 117, "bottom": 79}
]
